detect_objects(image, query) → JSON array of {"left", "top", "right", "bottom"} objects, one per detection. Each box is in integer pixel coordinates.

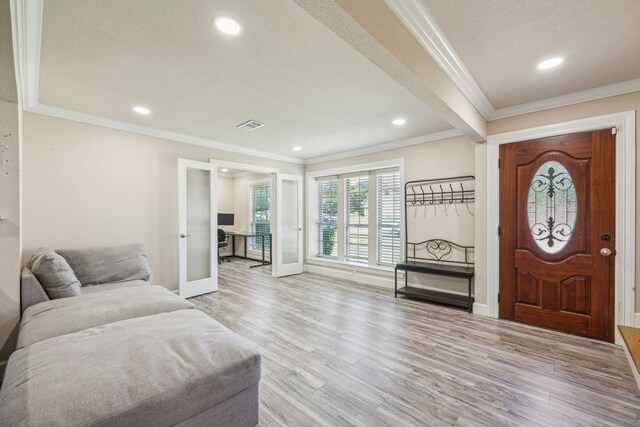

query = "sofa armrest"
[{"left": 21, "top": 268, "right": 50, "bottom": 314}]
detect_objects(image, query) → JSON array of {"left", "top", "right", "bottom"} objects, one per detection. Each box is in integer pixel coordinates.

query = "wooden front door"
[{"left": 499, "top": 129, "right": 615, "bottom": 341}]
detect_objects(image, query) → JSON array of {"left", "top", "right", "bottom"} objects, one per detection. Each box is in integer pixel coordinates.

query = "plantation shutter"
[
  {"left": 317, "top": 177, "right": 338, "bottom": 257},
  {"left": 345, "top": 174, "right": 369, "bottom": 263},
  {"left": 250, "top": 182, "right": 271, "bottom": 250},
  {"left": 376, "top": 169, "right": 401, "bottom": 265}
]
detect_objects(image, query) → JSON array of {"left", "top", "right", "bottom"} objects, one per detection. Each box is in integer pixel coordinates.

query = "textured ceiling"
[
  {"left": 38, "top": 0, "right": 452, "bottom": 160},
  {"left": 422, "top": 0, "right": 640, "bottom": 109}
]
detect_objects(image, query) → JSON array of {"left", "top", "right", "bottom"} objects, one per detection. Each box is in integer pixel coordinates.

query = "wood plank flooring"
[{"left": 191, "top": 260, "right": 640, "bottom": 426}]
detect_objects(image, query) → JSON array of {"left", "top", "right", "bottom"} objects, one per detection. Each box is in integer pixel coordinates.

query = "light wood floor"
[{"left": 191, "top": 260, "right": 640, "bottom": 427}]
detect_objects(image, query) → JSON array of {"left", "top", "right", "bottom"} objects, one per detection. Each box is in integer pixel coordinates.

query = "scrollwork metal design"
[
  {"left": 527, "top": 161, "right": 576, "bottom": 253},
  {"left": 425, "top": 239, "right": 452, "bottom": 260}
]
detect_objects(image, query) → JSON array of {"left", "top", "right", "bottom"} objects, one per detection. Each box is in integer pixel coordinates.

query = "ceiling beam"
[{"left": 292, "top": 0, "right": 487, "bottom": 143}]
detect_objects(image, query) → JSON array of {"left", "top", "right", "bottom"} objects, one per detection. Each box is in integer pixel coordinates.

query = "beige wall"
[
  {"left": 216, "top": 175, "right": 234, "bottom": 213},
  {"left": 486, "top": 91, "right": 640, "bottom": 312},
  {"left": 306, "top": 135, "right": 476, "bottom": 293},
  {"left": 22, "top": 113, "right": 302, "bottom": 292},
  {"left": 0, "top": 0, "right": 20, "bottom": 376},
  {"left": 0, "top": 100, "right": 20, "bottom": 373}
]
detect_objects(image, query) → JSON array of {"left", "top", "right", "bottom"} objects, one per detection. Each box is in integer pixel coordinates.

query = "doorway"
[
  {"left": 499, "top": 130, "right": 615, "bottom": 341},
  {"left": 178, "top": 159, "right": 304, "bottom": 298},
  {"left": 210, "top": 160, "right": 304, "bottom": 280}
]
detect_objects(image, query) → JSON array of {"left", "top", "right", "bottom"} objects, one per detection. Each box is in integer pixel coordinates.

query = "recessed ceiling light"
[
  {"left": 214, "top": 16, "right": 241, "bottom": 35},
  {"left": 392, "top": 118, "right": 407, "bottom": 126},
  {"left": 220, "top": 168, "right": 229, "bottom": 172},
  {"left": 292, "top": 146, "right": 302, "bottom": 151},
  {"left": 132, "top": 106, "right": 151, "bottom": 115},
  {"left": 536, "top": 57, "right": 564, "bottom": 70}
]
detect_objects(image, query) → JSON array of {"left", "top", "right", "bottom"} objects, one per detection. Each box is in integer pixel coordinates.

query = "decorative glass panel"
[{"left": 527, "top": 161, "right": 576, "bottom": 254}]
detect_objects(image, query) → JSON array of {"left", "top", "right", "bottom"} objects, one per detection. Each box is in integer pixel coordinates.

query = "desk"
[{"left": 224, "top": 231, "right": 272, "bottom": 268}]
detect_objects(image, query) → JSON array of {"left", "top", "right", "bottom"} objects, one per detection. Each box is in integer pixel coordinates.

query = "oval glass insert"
[{"left": 527, "top": 160, "right": 577, "bottom": 254}]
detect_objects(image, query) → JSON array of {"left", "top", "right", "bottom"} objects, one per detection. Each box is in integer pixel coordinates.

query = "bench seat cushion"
[
  {"left": 0, "top": 309, "right": 261, "bottom": 427},
  {"left": 396, "top": 260, "right": 474, "bottom": 278},
  {"left": 17, "top": 283, "right": 193, "bottom": 349}
]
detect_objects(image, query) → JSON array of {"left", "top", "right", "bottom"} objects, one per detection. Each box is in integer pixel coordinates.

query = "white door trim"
[{"left": 483, "top": 111, "right": 636, "bottom": 344}]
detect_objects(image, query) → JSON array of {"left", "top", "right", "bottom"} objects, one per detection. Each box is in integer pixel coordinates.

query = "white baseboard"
[
  {"left": 304, "top": 263, "right": 474, "bottom": 301},
  {"left": 304, "top": 263, "right": 394, "bottom": 289},
  {"left": 472, "top": 303, "right": 491, "bottom": 317},
  {"left": 635, "top": 312, "right": 640, "bottom": 327}
]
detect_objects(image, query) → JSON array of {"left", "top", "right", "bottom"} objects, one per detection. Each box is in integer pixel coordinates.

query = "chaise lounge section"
[{"left": 0, "top": 244, "right": 261, "bottom": 427}]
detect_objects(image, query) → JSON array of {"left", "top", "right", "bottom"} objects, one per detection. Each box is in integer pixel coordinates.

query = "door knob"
[
  {"left": 180, "top": 234, "right": 191, "bottom": 238},
  {"left": 600, "top": 248, "right": 611, "bottom": 256}
]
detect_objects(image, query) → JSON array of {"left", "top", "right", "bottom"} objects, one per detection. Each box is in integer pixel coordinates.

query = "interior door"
[
  {"left": 499, "top": 129, "right": 615, "bottom": 341},
  {"left": 275, "top": 174, "right": 304, "bottom": 277},
  {"left": 178, "top": 159, "right": 217, "bottom": 298}
]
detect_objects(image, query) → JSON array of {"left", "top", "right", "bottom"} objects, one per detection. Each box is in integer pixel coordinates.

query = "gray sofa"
[{"left": 0, "top": 244, "right": 261, "bottom": 427}]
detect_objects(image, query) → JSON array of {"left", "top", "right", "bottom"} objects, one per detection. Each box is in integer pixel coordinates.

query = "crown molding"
[
  {"left": 385, "top": 0, "right": 640, "bottom": 125},
  {"left": 489, "top": 78, "right": 640, "bottom": 120},
  {"left": 303, "top": 128, "right": 462, "bottom": 165},
  {"left": 27, "top": 103, "right": 305, "bottom": 164},
  {"left": 13, "top": 0, "right": 304, "bottom": 165},
  {"left": 16, "top": 0, "right": 639, "bottom": 167},
  {"left": 384, "top": 0, "right": 494, "bottom": 119}
]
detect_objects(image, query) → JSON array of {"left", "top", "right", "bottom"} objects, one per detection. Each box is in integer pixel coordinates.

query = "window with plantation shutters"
[
  {"left": 311, "top": 162, "right": 402, "bottom": 268},
  {"left": 376, "top": 170, "right": 401, "bottom": 265},
  {"left": 317, "top": 178, "right": 338, "bottom": 257},
  {"left": 249, "top": 182, "right": 271, "bottom": 250},
  {"left": 345, "top": 174, "right": 369, "bottom": 263}
]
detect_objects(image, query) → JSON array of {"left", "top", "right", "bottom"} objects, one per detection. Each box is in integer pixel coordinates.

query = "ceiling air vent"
[{"left": 237, "top": 120, "right": 265, "bottom": 131}]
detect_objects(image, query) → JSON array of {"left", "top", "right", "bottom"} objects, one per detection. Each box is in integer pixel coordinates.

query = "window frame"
[{"left": 306, "top": 159, "right": 404, "bottom": 270}]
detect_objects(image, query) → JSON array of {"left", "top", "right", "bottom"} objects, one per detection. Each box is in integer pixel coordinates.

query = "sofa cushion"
[
  {"left": 17, "top": 283, "right": 193, "bottom": 348},
  {"left": 0, "top": 310, "right": 262, "bottom": 427},
  {"left": 58, "top": 243, "right": 152, "bottom": 286},
  {"left": 80, "top": 279, "right": 150, "bottom": 295},
  {"left": 27, "top": 248, "right": 82, "bottom": 299}
]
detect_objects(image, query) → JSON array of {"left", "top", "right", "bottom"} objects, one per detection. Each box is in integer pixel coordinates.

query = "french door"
[
  {"left": 499, "top": 129, "right": 615, "bottom": 341},
  {"left": 178, "top": 159, "right": 217, "bottom": 298},
  {"left": 274, "top": 174, "right": 304, "bottom": 277}
]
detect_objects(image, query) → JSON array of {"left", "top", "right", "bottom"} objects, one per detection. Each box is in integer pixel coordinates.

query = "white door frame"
[
  {"left": 209, "top": 159, "right": 279, "bottom": 277},
  {"left": 178, "top": 158, "right": 217, "bottom": 298},
  {"left": 482, "top": 110, "right": 636, "bottom": 344}
]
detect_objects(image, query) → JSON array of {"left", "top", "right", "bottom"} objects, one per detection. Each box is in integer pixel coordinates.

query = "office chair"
[{"left": 217, "top": 229, "right": 230, "bottom": 264}]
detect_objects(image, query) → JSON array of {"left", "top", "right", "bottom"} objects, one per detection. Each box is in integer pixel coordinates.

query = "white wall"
[{"left": 22, "top": 113, "right": 302, "bottom": 291}]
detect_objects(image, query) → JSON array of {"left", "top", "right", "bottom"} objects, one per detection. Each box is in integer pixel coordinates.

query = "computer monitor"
[{"left": 217, "top": 213, "right": 235, "bottom": 226}]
